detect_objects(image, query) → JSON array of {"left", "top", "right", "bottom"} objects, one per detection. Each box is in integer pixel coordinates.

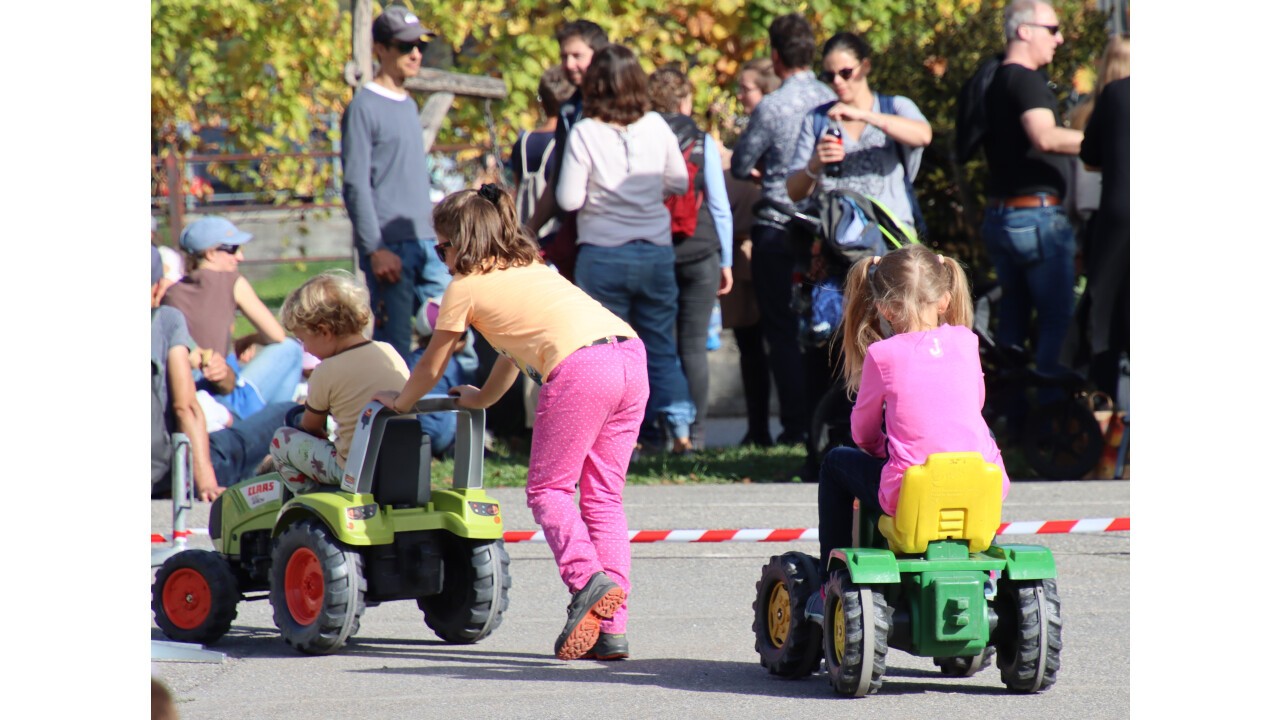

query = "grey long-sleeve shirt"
[{"left": 340, "top": 84, "right": 435, "bottom": 257}]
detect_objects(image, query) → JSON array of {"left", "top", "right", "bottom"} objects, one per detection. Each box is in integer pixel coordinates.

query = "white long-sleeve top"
[{"left": 555, "top": 112, "right": 689, "bottom": 248}]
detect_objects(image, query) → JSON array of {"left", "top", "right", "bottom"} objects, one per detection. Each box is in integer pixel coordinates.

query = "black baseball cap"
[{"left": 373, "top": 6, "right": 437, "bottom": 44}]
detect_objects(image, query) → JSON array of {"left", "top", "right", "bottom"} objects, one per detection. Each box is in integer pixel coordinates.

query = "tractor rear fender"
[
  {"left": 826, "top": 547, "right": 902, "bottom": 584},
  {"left": 984, "top": 544, "right": 1057, "bottom": 580}
]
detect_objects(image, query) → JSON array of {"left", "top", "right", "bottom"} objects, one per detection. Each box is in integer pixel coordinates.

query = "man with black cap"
[{"left": 341, "top": 5, "right": 450, "bottom": 363}]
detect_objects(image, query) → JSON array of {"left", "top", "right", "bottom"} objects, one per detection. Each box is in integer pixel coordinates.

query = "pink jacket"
[{"left": 850, "top": 324, "right": 1009, "bottom": 516}]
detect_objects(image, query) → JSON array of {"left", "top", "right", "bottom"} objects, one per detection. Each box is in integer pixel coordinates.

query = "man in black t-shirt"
[{"left": 982, "top": 0, "right": 1083, "bottom": 393}]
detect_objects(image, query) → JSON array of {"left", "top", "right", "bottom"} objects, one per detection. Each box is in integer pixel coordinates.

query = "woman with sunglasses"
[
  {"left": 161, "top": 216, "right": 303, "bottom": 424},
  {"left": 785, "top": 32, "right": 932, "bottom": 235}
]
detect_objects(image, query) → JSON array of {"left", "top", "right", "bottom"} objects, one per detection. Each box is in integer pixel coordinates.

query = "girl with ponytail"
[{"left": 814, "top": 244, "right": 1010, "bottom": 583}]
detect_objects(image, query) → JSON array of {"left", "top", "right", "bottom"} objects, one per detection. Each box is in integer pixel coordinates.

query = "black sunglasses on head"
[
  {"left": 434, "top": 241, "right": 453, "bottom": 263},
  {"left": 818, "top": 67, "right": 858, "bottom": 84}
]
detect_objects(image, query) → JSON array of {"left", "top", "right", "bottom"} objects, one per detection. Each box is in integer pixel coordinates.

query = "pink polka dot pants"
[{"left": 526, "top": 337, "right": 648, "bottom": 633}]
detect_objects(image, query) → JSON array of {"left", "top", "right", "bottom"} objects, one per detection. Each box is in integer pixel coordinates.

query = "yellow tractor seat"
[{"left": 877, "top": 452, "right": 1003, "bottom": 555}]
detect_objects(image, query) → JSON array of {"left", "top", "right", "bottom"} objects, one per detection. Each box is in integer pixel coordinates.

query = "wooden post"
[
  {"left": 351, "top": 0, "right": 373, "bottom": 89},
  {"left": 165, "top": 152, "right": 185, "bottom": 247},
  {"left": 419, "top": 92, "right": 455, "bottom": 153}
]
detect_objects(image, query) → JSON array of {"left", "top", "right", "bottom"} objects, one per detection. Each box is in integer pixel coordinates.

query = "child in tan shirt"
[{"left": 270, "top": 270, "right": 409, "bottom": 493}]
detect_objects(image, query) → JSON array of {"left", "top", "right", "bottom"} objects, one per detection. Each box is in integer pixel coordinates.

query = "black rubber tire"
[
  {"left": 995, "top": 578, "right": 1062, "bottom": 693},
  {"left": 807, "top": 385, "right": 855, "bottom": 470},
  {"left": 1022, "top": 398, "right": 1104, "bottom": 479},
  {"left": 934, "top": 646, "right": 995, "bottom": 677},
  {"left": 752, "top": 552, "right": 823, "bottom": 678},
  {"left": 152, "top": 550, "right": 240, "bottom": 645},
  {"left": 823, "top": 571, "right": 892, "bottom": 697},
  {"left": 269, "top": 519, "right": 366, "bottom": 655},
  {"left": 418, "top": 538, "right": 511, "bottom": 643}
]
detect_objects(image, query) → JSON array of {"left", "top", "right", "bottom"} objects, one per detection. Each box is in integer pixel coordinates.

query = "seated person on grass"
[{"left": 151, "top": 247, "right": 295, "bottom": 501}]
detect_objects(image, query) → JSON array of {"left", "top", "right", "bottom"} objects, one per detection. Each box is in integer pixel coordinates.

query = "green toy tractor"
[
  {"left": 753, "top": 452, "right": 1062, "bottom": 696},
  {"left": 152, "top": 398, "right": 511, "bottom": 655}
]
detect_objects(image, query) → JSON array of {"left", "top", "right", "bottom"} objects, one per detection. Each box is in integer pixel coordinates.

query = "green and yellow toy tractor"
[
  {"left": 152, "top": 398, "right": 510, "bottom": 655},
  {"left": 753, "top": 452, "right": 1062, "bottom": 696}
]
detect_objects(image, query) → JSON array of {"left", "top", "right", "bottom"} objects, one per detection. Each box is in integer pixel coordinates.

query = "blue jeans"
[
  {"left": 209, "top": 401, "right": 296, "bottom": 487},
  {"left": 818, "top": 446, "right": 887, "bottom": 561},
  {"left": 361, "top": 238, "right": 451, "bottom": 363},
  {"left": 575, "top": 242, "right": 695, "bottom": 440},
  {"left": 202, "top": 339, "right": 303, "bottom": 421},
  {"left": 981, "top": 204, "right": 1076, "bottom": 384}
]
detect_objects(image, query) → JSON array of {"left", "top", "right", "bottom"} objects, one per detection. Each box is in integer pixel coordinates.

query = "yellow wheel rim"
[
  {"left": 767, "top": 583, "right": 791, "bottom": 648},
  {"left": 833, "top": 595, "right": 845, "bottom": 666}
]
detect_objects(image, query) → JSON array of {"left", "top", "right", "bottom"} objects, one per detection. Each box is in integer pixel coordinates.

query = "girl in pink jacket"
[{"left": 817, "top": 243, "right": 1009, "bottom": 566}]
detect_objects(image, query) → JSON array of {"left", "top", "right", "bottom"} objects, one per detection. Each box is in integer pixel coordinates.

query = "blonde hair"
[
  {"left": 431, "top": 186, "right": 542, "bottom": 276},
  {"left": 279, "top": 269, "right": 372, "bottom": 337},
  {"left": 1069, "top": 34, "right": 1131, "bottom": 129},
  {"left": 839, "top": 244, "right": 973, "bottom": 392}
]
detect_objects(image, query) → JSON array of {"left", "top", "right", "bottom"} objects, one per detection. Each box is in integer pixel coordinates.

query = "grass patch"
[
  {"left": 430, "top": 438, "right": 809, "bottom": 488},
  {"left": 234, "top": 259, "right": 353, "bottom": 337}
]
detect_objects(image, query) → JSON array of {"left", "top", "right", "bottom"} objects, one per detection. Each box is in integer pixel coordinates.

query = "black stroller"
[{"left": 752, "top": 190, "right": 917, "bottom": 480}]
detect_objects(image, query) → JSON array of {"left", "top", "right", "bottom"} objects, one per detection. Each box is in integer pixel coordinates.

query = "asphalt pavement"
[{"left": 151, "top": 471, "right": 1130, "bottom": 720}]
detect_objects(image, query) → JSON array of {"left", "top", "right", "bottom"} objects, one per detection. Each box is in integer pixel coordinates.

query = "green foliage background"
[{"left": 152, "top": 0, "right": 1110, "bottom": 264}]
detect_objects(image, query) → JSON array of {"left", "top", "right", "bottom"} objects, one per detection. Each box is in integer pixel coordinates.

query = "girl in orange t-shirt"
[{"left": 374, "top": 185, "right": 645, "bottom": 662}]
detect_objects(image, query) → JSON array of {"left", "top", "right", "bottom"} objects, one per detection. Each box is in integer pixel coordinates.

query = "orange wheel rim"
[
  {"left": 284, "top": 547, "right": 323, "bottom": 625},
  {"left": 163, "top": 568, "right": 212, "bottom": 630}
]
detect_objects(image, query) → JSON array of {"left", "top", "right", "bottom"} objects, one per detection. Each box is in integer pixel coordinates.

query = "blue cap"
[{"left": 179, "top": 216, "right": 253, "bottom": 253}]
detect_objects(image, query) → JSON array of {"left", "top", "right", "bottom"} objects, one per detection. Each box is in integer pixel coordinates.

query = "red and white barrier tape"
[{"left": 152, "top": 517, "right": 1129, "bottom": 545}]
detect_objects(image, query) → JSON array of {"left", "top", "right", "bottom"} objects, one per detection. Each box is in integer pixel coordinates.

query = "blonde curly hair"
[{"left": 280, "top": 269, "right": 372, "bottom": 338}]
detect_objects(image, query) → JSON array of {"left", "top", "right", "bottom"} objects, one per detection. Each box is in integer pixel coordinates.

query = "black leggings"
[
  {"left": 817, "top": 446, "right": 887, "bottom": 562},
  {"left": 675, "top": 254, "right": 721, "bottom": 447}
]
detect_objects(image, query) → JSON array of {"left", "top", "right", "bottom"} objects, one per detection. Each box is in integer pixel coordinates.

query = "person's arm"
[
  {"left": 729, "top": 105, "right": 770, "bottom": 180},
  {"left": 662, "top": 125, "right": 690, "bottom": 197},
  {"left": 232, "top": 276, "right": 287, "bottom": 345},
  {"left": 849, "top": 351, "right": 888, "bottom": 457},
  {"left": 702, "top": 135, "right": 735, "bottom": 295},
  {"left": 298, "top": 408, "right": 329, "bottom": 439},
  {"left": 374, "top": 329, "right": 464, "bottom": 413},
  {"left": 167, "top": 345, "right": 224, "bottom": 501},
  {"left": 192, "top": 347, "right": 236, "bottom": 395},
  {"left": 829, "top": 101, "right": 932, "bottom": 147},
  {"left": 1021, "top": 108, "right": 1083, "bottom": 156},
  {"left": 451, "top": 355, "right": 521, "bottom": 410},
  {"left": 1078, "top": 86, "right": 1109, "bottom": 172},
  {"left": 555, "top": 125, "right": 590, "bottom": 213},
  {"left": 341, "top": 101, "right": 402, "bottom": 283},
  {"left": 341, "top": 101, "right": 383, "bottom": 258},
  {"left": 785, "top": 112, "right": 831, "bottom": 201}
]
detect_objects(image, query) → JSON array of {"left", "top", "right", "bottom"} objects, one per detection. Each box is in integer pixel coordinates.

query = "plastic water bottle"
[{"left": 706, "top": 302, "right": 722, "bottom": 351}]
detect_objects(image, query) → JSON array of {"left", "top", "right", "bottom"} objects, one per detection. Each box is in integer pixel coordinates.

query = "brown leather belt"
[{"left": 989, "top": 194, "right": 1061, "bottom": 209}]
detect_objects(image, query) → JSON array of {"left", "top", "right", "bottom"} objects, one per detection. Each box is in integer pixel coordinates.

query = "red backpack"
[{"left": 662, "top": 114, "right": 705, "bottom": 240}]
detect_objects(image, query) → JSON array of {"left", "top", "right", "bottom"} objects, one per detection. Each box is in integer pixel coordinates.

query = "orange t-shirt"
[{"left": 435, "top": 262, "right": 635, "bottom": 384}]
